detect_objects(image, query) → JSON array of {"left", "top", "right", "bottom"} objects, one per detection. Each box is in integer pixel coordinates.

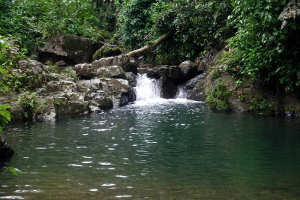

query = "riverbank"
[{"left": 1, "top": 35, "right": 300, "bottom": 124}]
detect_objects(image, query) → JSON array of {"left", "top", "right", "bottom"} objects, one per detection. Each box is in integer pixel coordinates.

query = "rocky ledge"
[{"left": 6, "top": 54, "right": 137, "bottom": 121}]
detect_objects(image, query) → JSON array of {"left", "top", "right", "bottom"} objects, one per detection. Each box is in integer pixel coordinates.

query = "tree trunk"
[{"left": 126, "top": 31, "right": 174, "bottom": 59}]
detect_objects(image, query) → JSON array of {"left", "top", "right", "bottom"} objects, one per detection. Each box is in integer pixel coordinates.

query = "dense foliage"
[
  {"left": 116, "top": 0, "right": 233, "bottom": 64},
  {"left": 0, "top": 0, "right": 115, "bottom": 54},
  {"left": 1, "top": 0, "right": 300, "bottom": 118},
  {"left": 227, "top": 0, "right": 300, "bottom": 95},
  {"left": 0, "top": 37, "right": 11, "bottom": 130}
]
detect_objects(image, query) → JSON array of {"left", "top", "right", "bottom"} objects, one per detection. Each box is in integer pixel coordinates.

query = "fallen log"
[{"left": 126, "top": 31, "right": 175, "bottom": 59}]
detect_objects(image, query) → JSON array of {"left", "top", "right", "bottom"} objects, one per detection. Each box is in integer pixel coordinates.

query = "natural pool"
[{"left": 1, "top": 99, "right": 300, "bottom": 199}]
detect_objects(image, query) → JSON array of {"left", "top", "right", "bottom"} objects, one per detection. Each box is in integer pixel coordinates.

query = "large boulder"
[
  {"left": 73, "top": 63, "right": 93, "bottom": 79},
  {"left": 157, "top": 65, "right": 184, "bottom": 84},
  {"left": 185, "top": 73, "right": 207, "bottom": 101},
  {"left": 178, "top": 60, "right": 199, "bottom": 81},
  {"left": 94, "top": 65, "right": 126, "bottom": 79},
  {"left": 99, "top": 78, "right": 136, "bottom": 106},
  {"left": 160, "top": 76, "right": 178, "bottom": 99},
  {"left": 90, "top": 54, "right": 137, "bottom": 84},
  {"left": 146, "top": 62, "right": 200, "bottom": 86},
  {"left": 91, "top": 54, "right": 131, "bottom": 70},
  {"left": 39, "top": 35, "right": 94, "bottom": 65}
]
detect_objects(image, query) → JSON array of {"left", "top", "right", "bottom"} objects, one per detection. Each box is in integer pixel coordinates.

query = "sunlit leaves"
[{"left": 0, "top": 104, "right": 11, "bottom": 131}]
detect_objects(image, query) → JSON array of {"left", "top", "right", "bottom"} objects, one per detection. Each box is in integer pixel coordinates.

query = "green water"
[{"left": 1, "top": 100, "right": 300, "bottom": 199}]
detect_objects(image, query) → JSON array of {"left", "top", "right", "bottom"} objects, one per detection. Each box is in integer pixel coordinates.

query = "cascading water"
[
  {"left": 134, "top": 73, "right": 190, "bottom": 106},
  {"left": 134, "top": 74, "right": 162, "bottom": 102},
  {"left": 175, "top": 85, "right": 187, "bottom": 99}
]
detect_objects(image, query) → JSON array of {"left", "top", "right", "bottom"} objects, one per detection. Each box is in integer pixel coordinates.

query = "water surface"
[{"left": 1, "top": 100, "right": 300, "bottom": 199}]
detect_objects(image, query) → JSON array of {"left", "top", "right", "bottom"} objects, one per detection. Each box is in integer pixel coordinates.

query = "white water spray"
[
  {"left": 135, "top": 74, "right": 162, "bottom": 101},
  {"left": 134, "top": 74, "right": 196, "bottom": 106}
]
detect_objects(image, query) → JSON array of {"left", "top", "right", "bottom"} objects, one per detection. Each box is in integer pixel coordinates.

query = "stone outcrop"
[
  {"left": 39, "top": 35, "right": 95, "bottom": 65},
  {"left": 6, "top": 55, "right": 137, "bottom": 121},
  {"left": 144, "top": 60, "right": 201, "bottom": 98},
  {"left": 178, "top": 60, "right": 199, "bottom": 82},
  {"left": 74, "top": 54, "right": 138, "bottom": 86},
  {"left": 184, "top": 73, "right": 207, "bottom": 101},
  {"left": 91, "top": 54, "right": 131, "bottom": 70}
]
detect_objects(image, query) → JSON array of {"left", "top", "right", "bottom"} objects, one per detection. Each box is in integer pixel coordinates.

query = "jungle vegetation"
[{"left": 1, "top": 0, "right": 300, "bottom": 127}]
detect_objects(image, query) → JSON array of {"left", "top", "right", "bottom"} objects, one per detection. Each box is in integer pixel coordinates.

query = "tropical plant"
[
  {"left": 227, "top": 0, "right": 300, "bottom": 96},
  {"left": 0, "top": 36, "right": 11, "bottom": 130},
  {"left": 0, "top": 0, "right": 117, "bottom": 55},
  {"left": 0, "top": 104, "right": 11, "bottom": 131}
]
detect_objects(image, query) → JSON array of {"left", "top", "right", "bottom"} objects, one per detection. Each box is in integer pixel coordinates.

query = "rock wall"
[
  {"left": 8, "top": 55, "right": 137, "bottom": 121},
  {"left": 39, "top": 35, "right": 97, "bottom": 65},
  {"left": 144, "top": 61, "right": 201, "bottom": 98},
  {"left": 188, "top": 50, "right": 300, "bottom": 117},
  {"left": 5, "top": 34, "right": 300, "bottom": 120}
]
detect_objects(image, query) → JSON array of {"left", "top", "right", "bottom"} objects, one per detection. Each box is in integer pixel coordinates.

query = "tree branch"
[{"left": 126, "top": 31, "right": 175, "bottom": 58}]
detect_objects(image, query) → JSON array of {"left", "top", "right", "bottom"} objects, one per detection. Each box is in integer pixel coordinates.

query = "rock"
[
  {"left": 149, "top": 64, "right": 197, "bottom": 85},
  {"left": 285, "top": 93, "right": 300, "bottom": 117},
  {"left": 95, "top": 96, "right": 114, "bottom": 110},
  {"left": 99, "top": 78, "right": 135, "bottom": 106},
  {"left": 91, "top": 54, "right": 130, "bottom": 70},
  {"left": 160, "top": 76, "right": 178, "bottom": 99},
  {"left": 120, "top": 62, "right": 138, "bottom": 74},
  {"left": 146, "top": 66, "right": 183, "bottom": 98},
  {"left": 55, "top": 60, "right": 67, "bottom": 66},
  {"left": 46, "top": 80, "right": 78, "bottom": 93},
  {"left": 78, "top": 78, "right": 135, "bottom": 108},
  {"left": 33, "top": 96, "right": 56, "bottom": 121},
  {"left": 74, "top": 63, "right": 93, "bottom": 79},
  {"left": 6, "top": 38, "right": 20, "bottom": 55},
  {"left": 185, "top": 73, "right": 207, "bottom": 101},
  {"left": 54, "top": 97, "right": 90, "bottom": 118},
  {"left": 146, "top": 70, "right": 160, "bottom": 79},
  {"left": 93, "top": 45, "right": 122, "bottom": 60},
  {"left": 178, "top": 60, "right": 199, "bottom": 81},
  {"left": 39, "top": 34, "right": 94, "bottom": 65},
  {"left": 9, "top": 102, "right": 25, "bottom": 121},
  {"left": 0, "top": 140, "right": 14, "bottom": 159},
  {"left": 157, "top": 65, "right": 184, "bottom": 84},
  {"left": 94, "top": 65, "right": 126, "bottom": 79},
  {"left": 125, "top": 72, "right": 137, "bottom": 87},
  {"left": 18, "top": 60, "right": 44, "bottom": 75}
]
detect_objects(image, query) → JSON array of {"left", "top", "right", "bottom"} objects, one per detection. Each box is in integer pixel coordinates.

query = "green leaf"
[{"left": 4, "top": 167, "right": 23, "bottom": 176}]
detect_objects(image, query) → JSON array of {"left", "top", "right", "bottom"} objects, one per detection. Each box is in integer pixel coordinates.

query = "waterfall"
[
  {"left": 135, "top": 74, "right": 162, "bottom": 102},
  {"left": 175, "top": 85, "right": 187, "bottom": 99},
  {"left": 134, "top": 73, "right": 193, "bottom": 106}
]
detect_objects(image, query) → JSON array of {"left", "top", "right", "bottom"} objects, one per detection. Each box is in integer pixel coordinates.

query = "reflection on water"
[{"left": 1, "top": 100, "right": 300, "bottom": 199}]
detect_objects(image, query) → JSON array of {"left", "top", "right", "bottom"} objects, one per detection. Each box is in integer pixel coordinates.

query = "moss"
[
  {"left": 92, "top": 45, "right": 122, "bottom": 60},
  {"left": 205, "top": 80, "right": 231, "bottom": 110},
  {"left": 99, "top": 98, "right": 113, "bottom": 110},
  {"left": 62, "top": 35, "right": 84, "bottom": 52}
]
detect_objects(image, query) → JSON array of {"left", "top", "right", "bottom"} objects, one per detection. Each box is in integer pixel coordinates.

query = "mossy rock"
[
  {"left": 98, "top": 98, "right": 113, "bottom": 110},
  {"left": 93, "top": 45, "right": 122, "bottom": 60}
]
